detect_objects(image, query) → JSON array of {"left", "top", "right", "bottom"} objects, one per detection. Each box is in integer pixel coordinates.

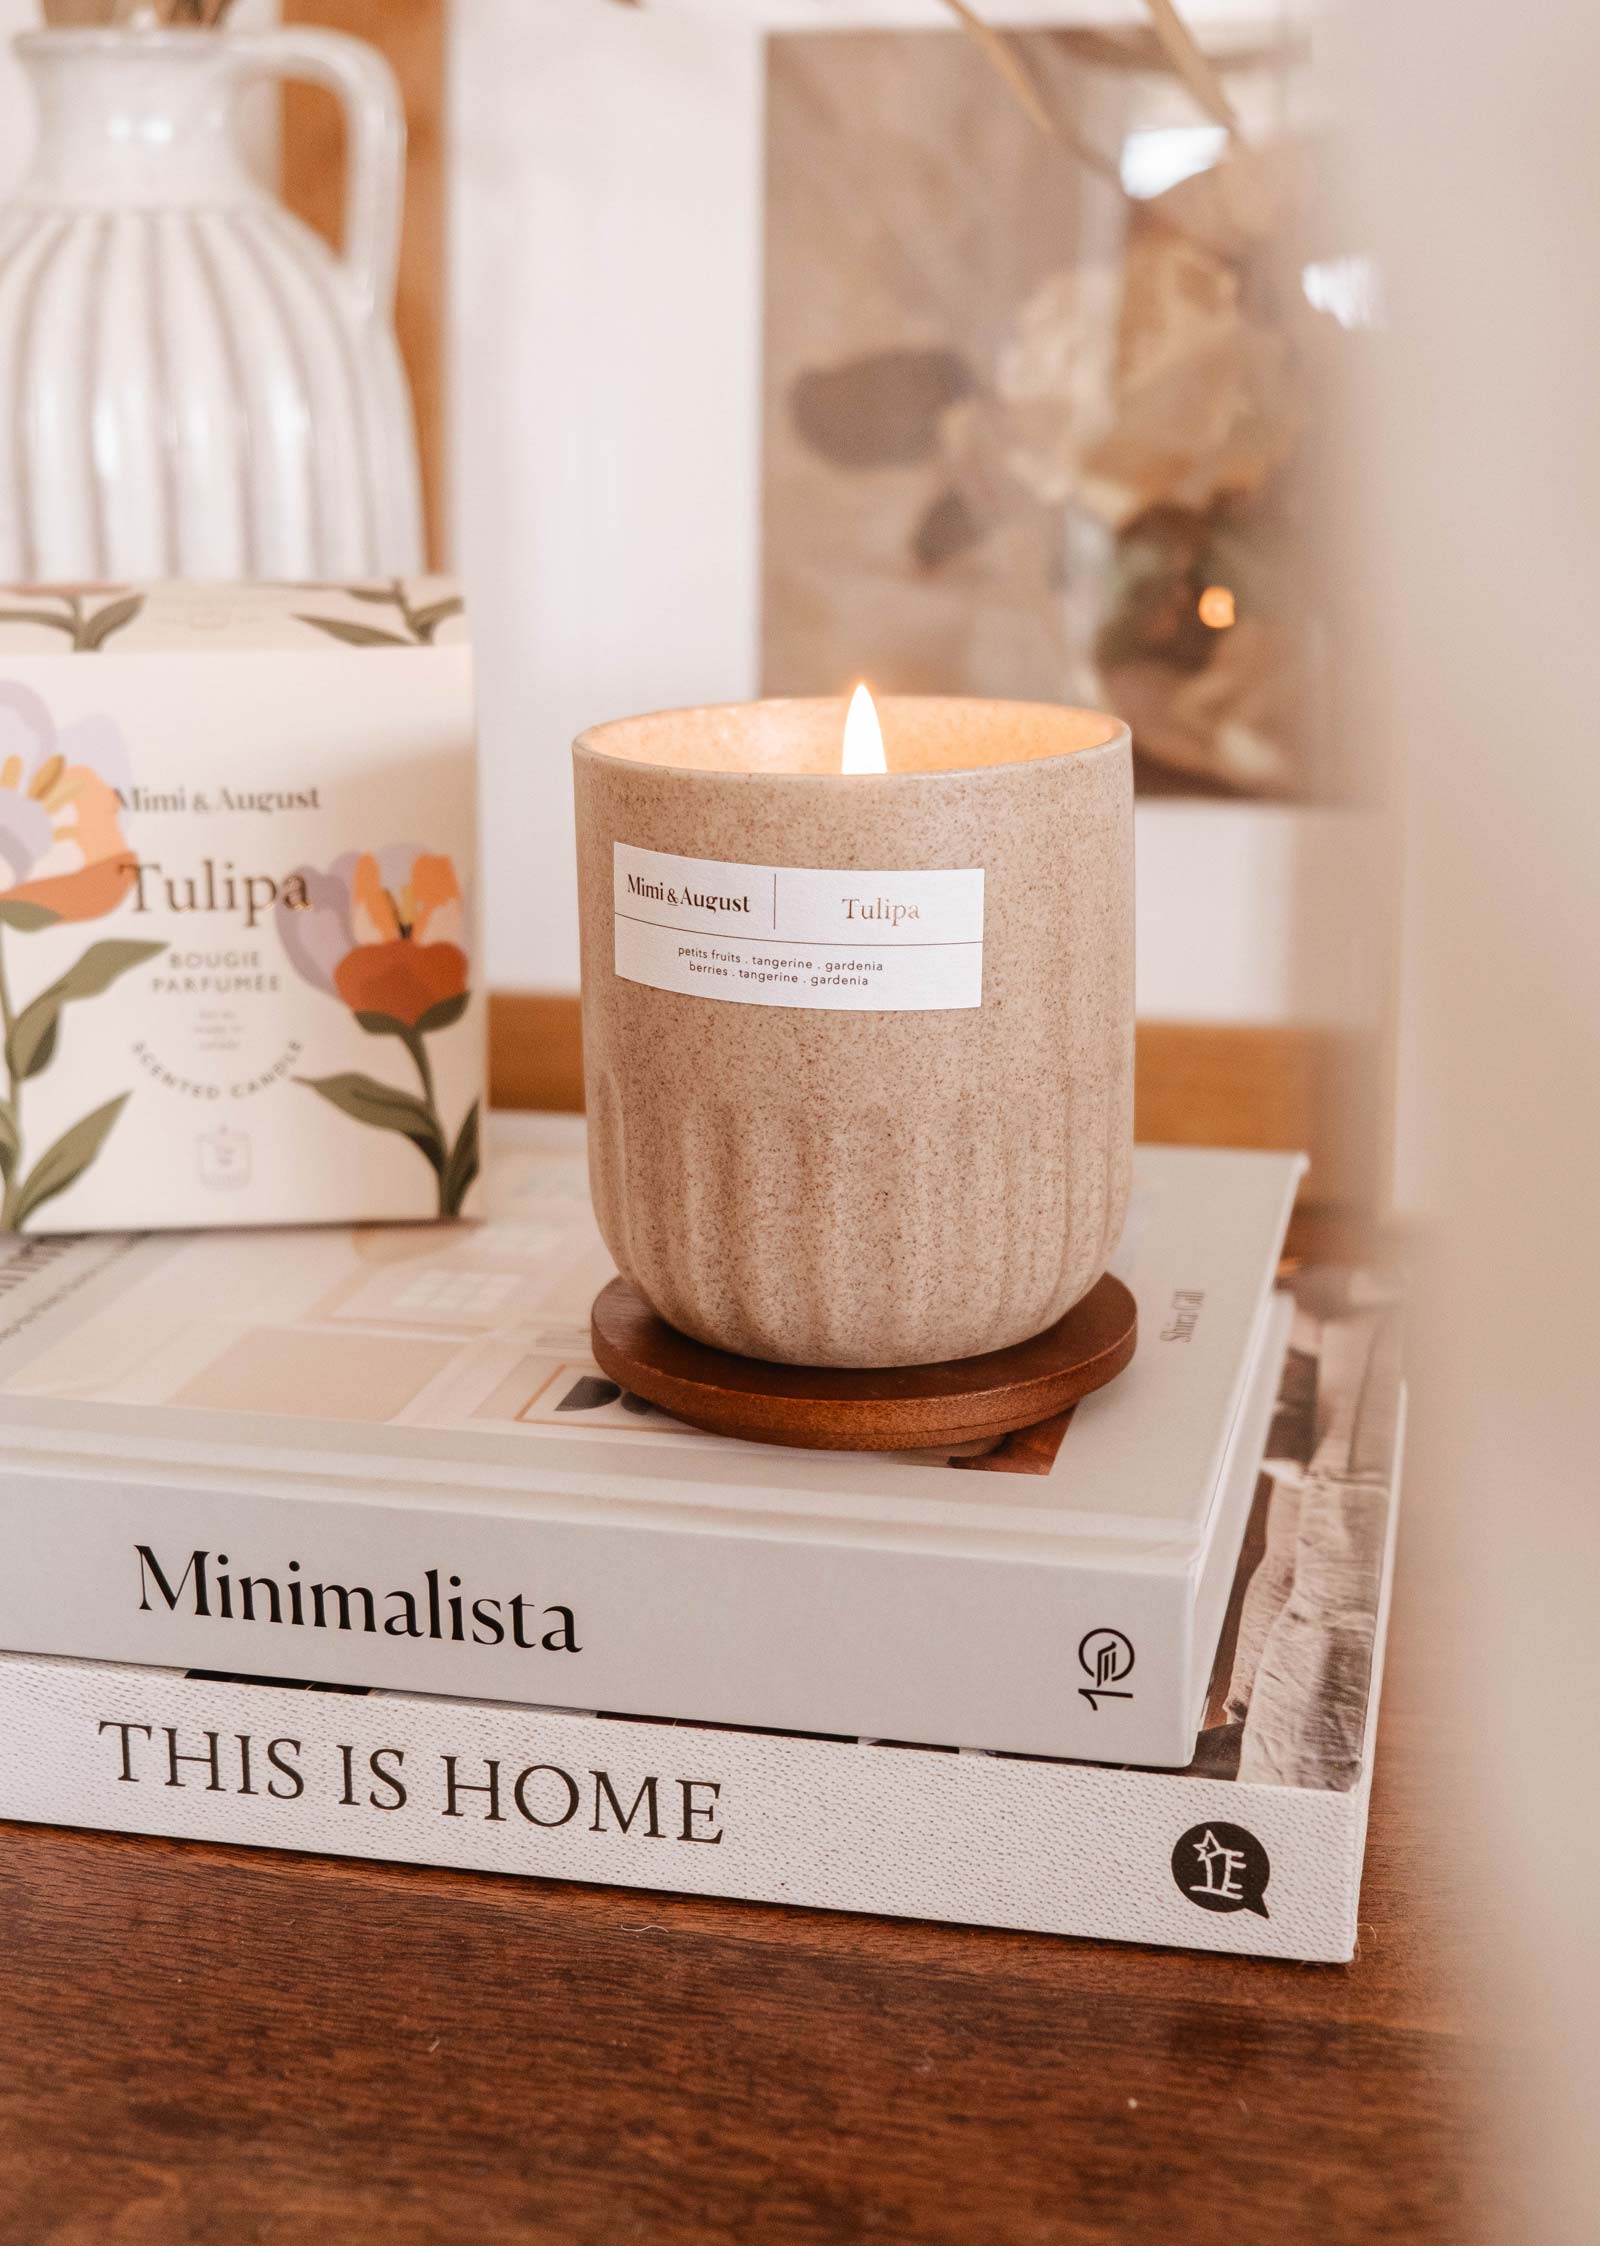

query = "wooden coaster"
[{"left": 590, "top": 1273, "right": 1137, "bottom": 1452}]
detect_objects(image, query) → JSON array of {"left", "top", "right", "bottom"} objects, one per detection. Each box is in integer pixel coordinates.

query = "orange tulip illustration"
[
  {"left": 278, "top": 846, "right": 478, "bottom": 1217},
  {"left": 0, "top": 682, "right": 164, "bottom": 1230},
  {"left": 0, "top": 680, "right": 138, "bottom": 925}
]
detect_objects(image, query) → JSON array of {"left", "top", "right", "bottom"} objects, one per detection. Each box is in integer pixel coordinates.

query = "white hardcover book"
[
  {"left": 0, "top": 1118, "right": 1301, "bottom": 1765},
  {"left": 0, "top": 1300, "right": 1403, "bottom": 1963}
]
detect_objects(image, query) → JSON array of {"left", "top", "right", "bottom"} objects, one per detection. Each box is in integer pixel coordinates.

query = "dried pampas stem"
[
  {"left": 598, "top": 0, "right": 1243, "bottom": 172},
  {"left": 935, "top": 0, "right": 1244, "bottom": 174},
  {"left": 1139, "top": 0, "right": 1242, "bottom": 135},
  {"left": 936, "top": 0, "right": 1054, "bottom": 135},
  {"left": 935, "top": 0, "right": 1125, "bottom": 189}
]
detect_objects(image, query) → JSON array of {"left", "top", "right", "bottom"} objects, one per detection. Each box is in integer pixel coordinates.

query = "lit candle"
[
  {"left": 840, "top": 680, "right": 887, "bottom": 774},
  {"left": 572, "top": 693, "right": 1133, "bottom": 1369}
]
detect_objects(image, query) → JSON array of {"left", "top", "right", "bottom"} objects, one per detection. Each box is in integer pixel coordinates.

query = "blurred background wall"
[
  {"left": 446, "top": 0, "right": 1389, "bottom": 1146},
  {"left": 0, "top": 0, "right": 1393, "bottom": 1215},
  {"left": 1348, "top": 0, "right": 1600, "bottom": 2231}
]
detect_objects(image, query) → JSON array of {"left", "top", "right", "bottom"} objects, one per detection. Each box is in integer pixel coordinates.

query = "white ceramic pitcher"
[{"left": 0, "top": 24, "right": 424, "bottom": 581}]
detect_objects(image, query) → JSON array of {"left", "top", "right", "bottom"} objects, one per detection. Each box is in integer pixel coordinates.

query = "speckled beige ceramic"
[{"left": 573, "top": 696, "right": 1133, "bottom": 1369}]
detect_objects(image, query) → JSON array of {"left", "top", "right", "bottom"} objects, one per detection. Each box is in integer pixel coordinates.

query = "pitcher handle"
[{"left": 229, "top": 27, "right": 405, "bottom": 323}]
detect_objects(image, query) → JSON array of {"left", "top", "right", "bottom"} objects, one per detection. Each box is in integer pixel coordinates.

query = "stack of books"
[{"left": 0, "top": 1116, "right": 1402, "bottom": 1961}]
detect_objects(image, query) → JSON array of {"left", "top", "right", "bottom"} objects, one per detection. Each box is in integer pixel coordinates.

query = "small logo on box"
[
  {"left": 197, "top": 1125, "right": 251, "bottom": 1189},
  {"left": 1171, "top": 1822, "right": 1271, "bottom": 1919},
  {"left": 1077, "top": 1626, "right": 1135, "bottom": 1709}
]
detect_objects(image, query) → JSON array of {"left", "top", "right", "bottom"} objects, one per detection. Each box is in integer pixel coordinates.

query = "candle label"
[{"left": 612, "top": 844, "right": 984, "bottom": 1011}]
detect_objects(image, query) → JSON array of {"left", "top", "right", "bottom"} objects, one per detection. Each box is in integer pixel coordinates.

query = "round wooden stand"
[{"left": 590, "top": 1273, "right": 1137, "bottom": 1452}]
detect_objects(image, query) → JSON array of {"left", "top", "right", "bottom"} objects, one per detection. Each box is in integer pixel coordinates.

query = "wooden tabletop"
[{"left": 0, "top": 1524, "right": 1489, "bottom": 2246}]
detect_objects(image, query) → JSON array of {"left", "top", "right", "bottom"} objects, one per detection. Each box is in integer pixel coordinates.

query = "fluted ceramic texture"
[
  {"left": 0, "top": 37, "right": 422, "bottom": 582},
  {"left": 575, "top": 699, "right": 1134, "bottom": 1369}
]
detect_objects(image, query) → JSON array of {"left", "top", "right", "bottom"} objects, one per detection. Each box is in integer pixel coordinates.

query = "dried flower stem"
[
  {"left": 935, "top": 0, "right": 1126, "bottom": 189},
  {"left": 935, "top": 0, "right": 1244, "bottom": 184},
  {"left": 1139, "top": 0, "right": 1242, "bottom": 135}
]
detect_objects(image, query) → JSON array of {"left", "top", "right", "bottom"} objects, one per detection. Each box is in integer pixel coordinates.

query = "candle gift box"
[{"left": 0, "top": 581, "right": 481, "bottom": 1232}]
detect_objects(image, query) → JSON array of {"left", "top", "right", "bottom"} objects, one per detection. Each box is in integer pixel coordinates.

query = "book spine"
[{"left": 0, "top": 1649, "right": 1367, "bottom": 1962}]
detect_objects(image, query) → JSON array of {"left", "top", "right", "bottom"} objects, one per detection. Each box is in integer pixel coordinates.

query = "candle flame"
[{"left": 841, "top": 683, "right": 887, "bottom": 774}]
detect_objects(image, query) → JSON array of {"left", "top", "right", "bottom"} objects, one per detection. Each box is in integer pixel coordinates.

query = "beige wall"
[
  {"left": 1348, "top": 0, "right": 1600, "bottom": 2229},
  {"left": 448, "top": 0, "right": 1388, "bottom": 1065}
]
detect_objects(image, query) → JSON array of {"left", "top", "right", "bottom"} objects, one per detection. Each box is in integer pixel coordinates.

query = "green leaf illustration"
[
  {"left": 52, "top": 938, "right": 168, "bottom": 1001},
  {"left": 6, "top": 940, "right": 167, "bottom": 1083},
  {"left": 0, "top": 899, "right": 61, "bottom": 931},
  {"left": 342, "top": 586, "right": 407, "bottom": 604},
  {"left": 409, "top": 596, "right": 464, "bottom": 642},
  {"left": 7, "top": 1006, "right": 57, "bottom": 1083},
  {"left": 442, "top": 1100, "right": 480, "bottom": 1217},
  {"left": 354, "top": 1008, "right": 409, "bottom": 1038},
  {"left": 9, "top": 1094, "right": 129, "bottom": 1228},
  {"left": 296, "top": 1071, "right": 446, "bottom": 1174},
  {"left": 414, "top": 990, "right": 469, "bottom": 1036},
  {"left": 293, "top": 614, "right": 410, "bottom": 650},
  {"left": 0, "top": 609, "right": 76, "bottom": 636},
  {"left": 0, "top": 1104, "right": 18, "bottom": 1185},
  {"left": 78, "top": 593, "right": 145, "bottom": 650}
]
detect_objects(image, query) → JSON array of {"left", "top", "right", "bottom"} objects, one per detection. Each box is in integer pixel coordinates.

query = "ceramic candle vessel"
[{"left": 573, "top": 696, "right": 1133, "bottom": 1369}]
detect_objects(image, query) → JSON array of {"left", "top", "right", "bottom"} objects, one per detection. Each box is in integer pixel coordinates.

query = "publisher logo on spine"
[
  {"left": 1171, "top": 1822, "right": 1271, "bottom": 1918},
  {"left": 1077, "top": 1626, "right": 1134, "bottom": 1710}
]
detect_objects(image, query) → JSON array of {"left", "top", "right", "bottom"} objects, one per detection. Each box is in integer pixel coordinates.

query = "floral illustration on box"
[
  {"left": 0, "top": 683, "right": 164, "bottom": 1230},
  {"left": 0, "top": 586, "right": 145, "bottom": 652},
  {"left": 278, "top": 845, "right": 479, "bottom": 1218},
  {"left": 294, "top": 579, "right": 463, "bottom": 651}
]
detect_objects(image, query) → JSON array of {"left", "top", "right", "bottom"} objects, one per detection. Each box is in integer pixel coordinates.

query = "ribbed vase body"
[{"left": 0, "top": 31, "right": 423, "bottom": 582}]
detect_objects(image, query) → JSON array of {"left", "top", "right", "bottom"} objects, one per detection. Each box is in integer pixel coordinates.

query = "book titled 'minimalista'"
[{"left": 0, "top": 1117, "right": 1302, "bottom": 1766}]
